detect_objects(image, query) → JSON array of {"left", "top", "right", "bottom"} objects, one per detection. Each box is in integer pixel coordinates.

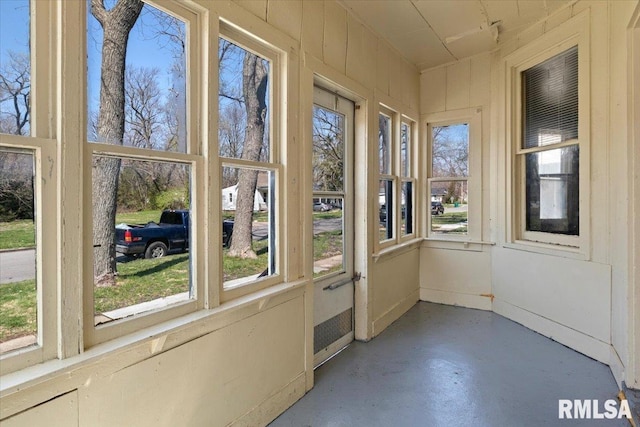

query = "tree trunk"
[
  {"left": 228, "top": 53, "right": 268, "bottom": 259},
  {"left": 91, "top": 0, "right": 143, "bottom": 286}
]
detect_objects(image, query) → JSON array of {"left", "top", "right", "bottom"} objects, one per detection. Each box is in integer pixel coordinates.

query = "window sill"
[
  {"left": 0, "top": 279, "right": 307, "bottom": 418},
  {"left": 421, "top": 237, "right": 495, "bottom": 252},
  {"left": 373, "top": 238, "right": 422, "bottom": 262},
  {"left": 503, "top": 240, "right": 586, "bottom": 260}
]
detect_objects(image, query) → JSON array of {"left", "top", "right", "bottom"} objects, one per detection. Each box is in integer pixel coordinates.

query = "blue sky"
[{"left": 0, "top": 1, "right": 181, "bottom": 112}]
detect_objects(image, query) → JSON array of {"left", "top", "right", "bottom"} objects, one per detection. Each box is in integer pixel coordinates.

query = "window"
[
  {"left": 426, "top": 108, "right": 481, "bottom": 241},
  {"left": 218, "top": 23, "right": 281, "bottom": 301},
  {"left": 85, "top": 1, "right": 201, "bottom": 345},
  {"left": 430, "top": 123, "right": 469, "bottom": 235},
  {"left": 0, "top": 0, "right": 57, "bottom": 374},
  {"left": 400, "top": 121, "right": 415, "bottom": 237},
  {"left": 378, "top": 110, "right": 394, "bottom": 243},
  {"left": 519, "top": 47, "right": 579, "bottom": 242},
  {"left": 503, "top": 11, "right": 589, "bottom": 252},
  {"left": 377, "top": 106, "right": 417, "bottom": 247}
]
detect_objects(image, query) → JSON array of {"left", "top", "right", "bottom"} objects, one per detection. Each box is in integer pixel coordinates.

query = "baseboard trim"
[
  {"left": 420, "top": 288, "right": 492, "bottom": 311},
  {"left": 493, "top": 298, "right": 610, "bottom": 364},
  {"left": 372, "top": 290, "right": 419, "bottom": 337},
  {"left": 232, "top": 372, "right": 306, "bottom": 427}
]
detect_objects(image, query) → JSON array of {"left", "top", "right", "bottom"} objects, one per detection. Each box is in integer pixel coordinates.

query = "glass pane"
[
  {"left": 218, "top": 38, "right": 271, "bottom": 161},
  {"left": 401, "top": 181, "right": 413, "bottom": 236},
  {"left": 401, "top": 123, "right": 410, "bottom": 177},
  {"left": 379, "top": 179, "right": 393, "bottom": 241},
  {"left": 525, "top": 145, "right": 579, "bottom": 235},
  {"left": 0, "top": 149, "right": 37, "bottom": 353},
  {"left": 432, "top": 124, "right": 469, "bottom": 178},
  {"left": 87, "top": 2, "right": 187, "bottom": 152},
  {"left": 0, "top": 0, "right": 31, "bottom": 136},
  {"left": 313, "top": 197, "right": 344, "bottom": 278},
  {"left": 92, "top": 155, "right": 192, "bottom": 325},
  {"left": 313, "top": 106, "right": 345, "bottom": 192},
  {"left": 222, "top": 167, "right": 275, "bottom": 289},
  {"left": 522, "top": 46, "right": 578, "bottom": 149},
  {"left": 431, "top": 180, "right": 468, "bottom": 235},
  {"left": 378, "top": 114, "right": 391, "bottom": 175}
]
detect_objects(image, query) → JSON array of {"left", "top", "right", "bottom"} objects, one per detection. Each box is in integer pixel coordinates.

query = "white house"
[{"left": 221, "top": 185, "right": 266, "bottom": 211}]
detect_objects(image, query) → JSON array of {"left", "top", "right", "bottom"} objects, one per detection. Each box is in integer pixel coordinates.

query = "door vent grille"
[{"left": 314, "top": 308, "right": 353, "bottom": 354}]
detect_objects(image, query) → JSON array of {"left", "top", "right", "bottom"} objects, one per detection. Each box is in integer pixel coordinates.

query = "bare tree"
[
  {"left": 379, "top": 115, "right": 390, "bottom": 173},
  {"left": 91, "top": 0, "right": 144, "bottom": 286},
  {"left": 124, "top": 66, "right": 162, "bottom": 149},
  {"left": 227, "top": 53, "right": 268, "bottom": 259},
  {"left": 313, "top": 108, "right": 344, "bottom": 191},
  {"left": 0, "top": 51, "right": 30, "bottom": 135}
]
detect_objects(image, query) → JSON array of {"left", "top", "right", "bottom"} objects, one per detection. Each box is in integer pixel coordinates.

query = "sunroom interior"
[{"left": 0, "top": 0, "right": 639, "bottom": 425}]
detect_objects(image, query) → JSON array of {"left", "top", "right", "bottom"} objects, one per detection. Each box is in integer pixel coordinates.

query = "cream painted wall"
[
  {"left": 493, "top": 1, "right": 637, "bottom": 386},
  {"left": 418, "top": 53, "right": 494, "bottom": 310},
  {"left": 0, "top": 1, "right": 422, "bottom": 425},
  {"left": 418, "top": 0, "right": 638, "bottom": 389},
  {"left": 371, "top": 248, "right": 421, "bottom": 336}
]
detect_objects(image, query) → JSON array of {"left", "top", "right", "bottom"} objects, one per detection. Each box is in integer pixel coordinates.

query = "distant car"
[
  {"left": 431, "top": 201, "right": 444, "bottom": 215},
  {"left": 379, "top": 204, "right": 387, "bottom": 223},
  {"left": 313, "top": 202, "right": 331, "bottom": 212}
]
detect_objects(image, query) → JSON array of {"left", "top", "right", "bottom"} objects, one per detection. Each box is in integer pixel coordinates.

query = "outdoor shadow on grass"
[{"left": 117, "top": 255, "right": 187, "bottom": 279}]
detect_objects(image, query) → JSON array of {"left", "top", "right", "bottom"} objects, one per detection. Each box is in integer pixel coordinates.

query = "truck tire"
[{"left": 145, "top": 241, "right": 168, "bottom": 259}]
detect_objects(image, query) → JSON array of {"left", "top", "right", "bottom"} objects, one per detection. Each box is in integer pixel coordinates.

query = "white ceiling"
[{"left": 340, "top": 0, "right": 573, "bottom": 70}]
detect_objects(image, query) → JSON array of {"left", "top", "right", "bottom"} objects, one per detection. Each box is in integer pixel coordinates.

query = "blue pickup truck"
[{"left": 115, "top": 210, "right": 234, "bottom": 259}]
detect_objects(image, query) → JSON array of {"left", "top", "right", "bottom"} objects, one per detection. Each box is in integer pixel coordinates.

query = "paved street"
[
  {"left": 0, "top": 218, "right": 343, "bottom": 285},
  {"left": 0, "top": 249, "right": 35, "bottom": 284}
]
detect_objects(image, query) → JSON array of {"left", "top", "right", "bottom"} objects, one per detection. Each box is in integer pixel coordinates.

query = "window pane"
[
  {"left": 218, "top": 38, "right": 271, "bottom": 161},
  {"left": 401, "top": 181, "right": 413, "bottom": 236},
  {"left": 432, "top": 124, "right": 469, "bottom": 178},
  {"left": 222, "top": 167, "right": 275, "bottom": 289},
  {"left": 313, "top": 197, "right": 344, "bottom": 278},
  {"left": 431, "top": 180, "right": 468, "bottom": 235},
  {"left": 0, "top": 0, "right": 31, "bottom": 136},
  {"left": 401, "top": 123, "right": 410, "bottom": 177},
  {"left": 378, "top": 114, "right": 391, "bottom": 175},
  {"left": 379, "top": 179, "right": 393, "bottom": 241},
  {"left": 525, "top": 145, "right": 579, "bottom": 235},
  {"left": 313, "top": 106, "right": 344, "bottom": 192},
  {"left": 87, "top": 2, "right": 187, "bottom": 152},
  {"left": 93, "top": 156, "right": 192, "bottom": 325},
  {"left": 0, "top": 149, "right": 37, "bottom": 353},
  {"left": 522, "top": 46, "right": 578, "bottom": 149}
]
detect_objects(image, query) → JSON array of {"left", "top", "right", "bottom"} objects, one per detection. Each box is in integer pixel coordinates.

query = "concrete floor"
[{"left": 271, "top": 302, "right": 629, "bottom": 427}]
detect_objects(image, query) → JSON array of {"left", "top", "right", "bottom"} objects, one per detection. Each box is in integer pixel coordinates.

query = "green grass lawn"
[
  {"left": 0, "top": 210, "right": 164, "bottom": 252},
  {"left": 1, "top": 208, "right": 344, "bottom": 342},
  {"left": 313, "top": 229, "right": 343, "bottom": 260},
  {"left": 0, "top": 219, "right": 35, "bottom": 250},
  {"left": 432, "top": 212, "right": 468, "bottom": 225},
  {"left": 0, "top": 279, "right": 36, "bottom": 342},
  {"left": 431, "top": 211, "right": 468, "bottom": 234},
  {"left": 313, "top": 229, "right": 344, "bottom": 277},
  {"left": 223, "top": 238, "right": 270, "bottom": 282},
  {"left": 95, "top": 253, "right": 191, "bottom": 313}
]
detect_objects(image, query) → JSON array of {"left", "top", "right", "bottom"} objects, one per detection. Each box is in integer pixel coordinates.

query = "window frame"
[
  {"left": 82, "top": 0, "right": 205, "bottom": 347},
  {"left": 217, "top": 21, "right": 284, "bottom": 303},
  {"left": 400, "top": 118, "right": 417, "bottom": 240},
  {"left": 0, "top": 0, "right": 58, "bottom": 375},
  {"left": 377, "top": 105, "right": 396, "bottom": 249},
  {"left": 425, "top": 108, "right": 482, "bottom": 243},
  {"left": 504, "top": 13, "right": 590, "bottom": 255}
]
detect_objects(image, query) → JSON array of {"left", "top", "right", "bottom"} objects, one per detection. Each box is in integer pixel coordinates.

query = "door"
[{"left": 312, "top": 87, "right": 355, "bottom": 366}]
